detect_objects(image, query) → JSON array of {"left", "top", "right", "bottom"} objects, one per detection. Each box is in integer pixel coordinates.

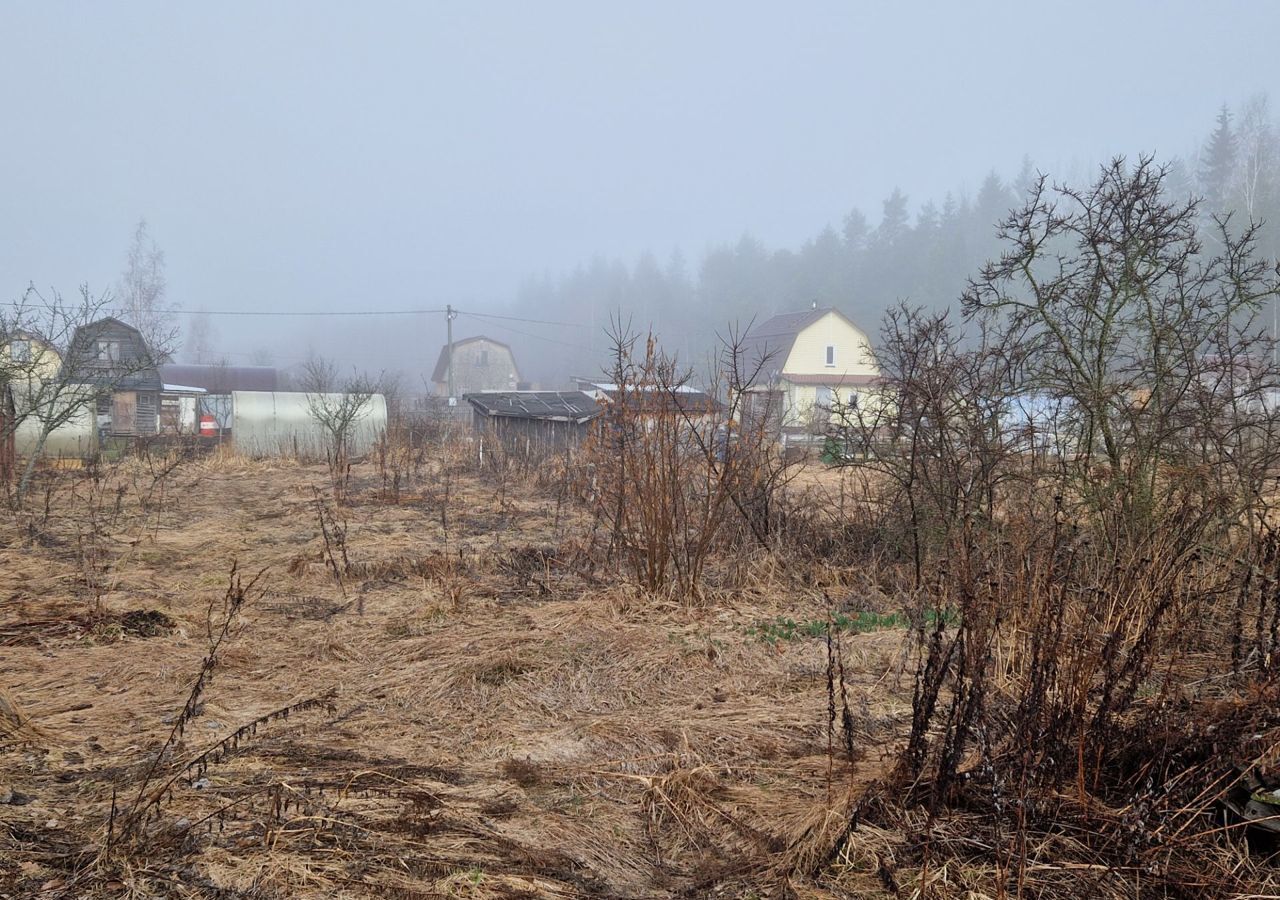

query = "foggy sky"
[{"left": 3, "top": 1, "right": 1279, "bottom": 378}]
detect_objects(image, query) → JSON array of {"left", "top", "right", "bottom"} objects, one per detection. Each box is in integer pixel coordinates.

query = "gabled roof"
[
  {"left": 742, "top": 307, "right": 865, "bottom": 384},
  {"left": 431, "top": 335, "right": 518, "bottom": 384},
  {"left": 65, "top": 316, "right": 162, "bottom": 391},
  {"left": 70, "top": 316, "right": 145, "bottom": 344},
  {"left": 5, "top": 328, "right": 58, "bottom": 352},
  {"left": 465, "top": 390, "right": 600, "bottom": 424}
]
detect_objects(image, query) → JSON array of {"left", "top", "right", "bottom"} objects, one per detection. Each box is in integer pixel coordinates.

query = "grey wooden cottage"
[{"left": 65, "top": 317, "right": 163, "bottom": 435}]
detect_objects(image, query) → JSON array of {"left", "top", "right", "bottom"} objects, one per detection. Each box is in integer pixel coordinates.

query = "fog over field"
[
  {"left": 10, "top": 6, "right": 1280, "bottom": 897},
  {"left": 2, "top": 1, "right": 1279, "bottom": 382}
]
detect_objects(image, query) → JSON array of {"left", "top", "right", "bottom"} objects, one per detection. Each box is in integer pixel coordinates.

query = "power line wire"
[
  {"left": 456, "top": 313, "right": 596, "bottom": 353},
  {"left": 463, "top": 310, "right": 589, "bottom": 328},
  {"left": 4, "top": 300, "right": 587, "bottom": 326},
  {"left": 162, "top": 306, "right": 447, "bottom": 317}
]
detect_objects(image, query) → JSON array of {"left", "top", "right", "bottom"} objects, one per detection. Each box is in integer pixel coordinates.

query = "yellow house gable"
[{"left": 781, "top": 311, "right": 876, "bottom": 378}]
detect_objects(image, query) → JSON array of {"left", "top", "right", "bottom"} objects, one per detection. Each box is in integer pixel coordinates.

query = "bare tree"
[
  {"left": 117, "top": 219, "right": 176, "bottom": 354},
  {"left": 1234, "top": 93, "right": 1277, "bottom": 222},
  {"left": 298, "top": 349, "right": 337, "bottom": 393},
  {"left": 830, "top": 304, "right": 1026, "bottom": 584},
  {"left": 184, "top": 310, "right": 217, "bottom": 364},
  {"left": 300, "top": 351, "right": 378, "bottom": 474},
  {"left": 965, "top": 155, "right": 1280, "bottom": 531},
  {"left": 0, "top": 284, "right": 171, "bottom": 504},
  {"left": 587, "top": 319, "right": 790, "bottom": 599},
  {"left": 247, "top": 347, "right": 274, "bottom": 367}
]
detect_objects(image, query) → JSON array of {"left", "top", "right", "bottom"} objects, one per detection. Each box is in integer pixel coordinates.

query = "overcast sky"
[{"left": 2, "top": 1, "right": 1278, "bottom": 372}]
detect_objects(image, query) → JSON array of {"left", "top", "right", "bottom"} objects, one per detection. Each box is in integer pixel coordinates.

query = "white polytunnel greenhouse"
[
  {"left": 14, "top": 394, "right": 98, "bottom": 460},
  {"left": 230, "top": 391, "right": 387, "bottom": 458}
]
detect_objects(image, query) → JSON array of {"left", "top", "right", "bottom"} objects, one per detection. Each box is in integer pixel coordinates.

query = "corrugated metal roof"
[{"left": 465, "top": 391, "right": 600, "bottom": 423}]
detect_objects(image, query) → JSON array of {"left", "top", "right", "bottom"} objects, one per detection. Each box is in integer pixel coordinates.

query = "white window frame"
[{"left": 825, "top": 345, "right": 836, "bottom": 367}]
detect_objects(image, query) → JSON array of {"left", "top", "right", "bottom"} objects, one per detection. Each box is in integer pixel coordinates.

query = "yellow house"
[
  {"left": 742, "top": 306, "right": 880, "bottom": 438},
  {"left": 4, "top": 330, "right": 62, "bottom": 385}
]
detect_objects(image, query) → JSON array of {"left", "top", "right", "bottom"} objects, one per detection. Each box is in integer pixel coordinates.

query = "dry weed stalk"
[
  {"left": 311, "top": 486, "right": 351, "bottom": 599},
  {"left": 112, "top": 562, "right": 266, "bottom": 846}
]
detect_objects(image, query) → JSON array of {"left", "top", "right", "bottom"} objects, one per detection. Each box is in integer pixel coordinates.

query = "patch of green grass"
[{"left": 745, "top": 608, "right": 956, "bottom": 644}]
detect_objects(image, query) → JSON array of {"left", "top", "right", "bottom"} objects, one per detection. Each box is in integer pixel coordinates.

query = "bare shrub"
[
  {"left": 580, "top": 321, "right": 788, "bottom": 600},
  {"left": 821, "top": 157, "right": 1280, "bottom": 895}
]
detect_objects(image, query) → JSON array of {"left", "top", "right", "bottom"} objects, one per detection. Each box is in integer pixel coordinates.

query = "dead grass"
[{"left": 0, "top": 457, "right": 908, "bottom": 897}]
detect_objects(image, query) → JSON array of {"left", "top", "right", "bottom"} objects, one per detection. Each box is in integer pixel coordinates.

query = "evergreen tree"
[
  {"left": 1199, "top": 104, "right": 1237, "bottom": 215},
  {"left": 875, "top": 188, "right": 911, "bottom": 247},
  {"left": 842, "top": 208, "right": 870, "bottom": 252}
]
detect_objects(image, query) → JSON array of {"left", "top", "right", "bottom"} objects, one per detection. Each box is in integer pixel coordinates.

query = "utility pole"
[{"left": 446, "top": 304, "right": 457, "bottom": 405}]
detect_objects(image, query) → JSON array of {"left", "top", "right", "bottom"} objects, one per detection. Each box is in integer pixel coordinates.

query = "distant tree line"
[{"left": 502, "top": 94, "right": 1280, "bottom": 385}]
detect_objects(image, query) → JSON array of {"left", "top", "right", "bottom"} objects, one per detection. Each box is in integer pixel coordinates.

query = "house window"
[
  {"left": 816, "top": 386, "right": 834, "bottom": 409},
  {"left": 825, "top": 345, "right": 835, "bottom": 367},
  {"left": 479, "top": 350, "right": 489, "bottom": 366},
  {"left": 10, "top": 340, "right": 29, "bottom": 362},
  {"left": 97, "top": 340, "right": 121, "bottom": 363}
]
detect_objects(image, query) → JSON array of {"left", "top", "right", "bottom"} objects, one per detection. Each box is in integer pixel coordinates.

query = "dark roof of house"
[
  {"left": 742, "top": 307, "right": 859, "bottom": 384},
  {"left": 159, "top": 364, "right": 278, "bottom": 393},
  {"left": 65, "top": 317, "right": 162, "bottom": 391},
  {"left": 431, "top": 335, "right": 518, "bottom": 384},
  {"left": 465, "top": 391, "right": 600, "bottom": 423}
]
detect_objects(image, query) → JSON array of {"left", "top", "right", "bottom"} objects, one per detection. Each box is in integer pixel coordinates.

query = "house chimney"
[{"left": 811, "top": 300, "right": 817, "bottom": 310}]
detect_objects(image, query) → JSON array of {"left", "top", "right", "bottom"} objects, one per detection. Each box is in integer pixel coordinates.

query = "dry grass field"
[{"left": 0, "top": 450, "right": 911, "bottom": 898}]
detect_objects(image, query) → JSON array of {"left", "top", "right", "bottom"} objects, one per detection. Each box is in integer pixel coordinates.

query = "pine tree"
[
  {"left": 1199, "top": 104, "right": 1237, "bottom": 216},
  {"left": 875, "top": 188, "right": 910, "bottom": 247}
]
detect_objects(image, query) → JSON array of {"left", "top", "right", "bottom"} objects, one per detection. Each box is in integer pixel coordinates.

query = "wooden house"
[
  {"left": 65, "top": 317, "right": 162, "bottom": 435},
  {"left": 432, "top": 336, "right": 522, "bottom": 398}
]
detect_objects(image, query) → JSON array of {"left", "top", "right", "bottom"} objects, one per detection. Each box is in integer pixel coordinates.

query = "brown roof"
[
  {"left": 159, "top": 364, "right": 278, "bottom": 393},
  {"left": 430, "top": 335, "right": 518, "bottom": 384},
  {"left": 742, "top": 307, "right": 861, "bottom": 384}
]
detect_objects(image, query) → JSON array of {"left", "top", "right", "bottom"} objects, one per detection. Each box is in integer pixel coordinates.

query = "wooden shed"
[{"left": 465, "top": 391, "right": 601, "bottom": 452}]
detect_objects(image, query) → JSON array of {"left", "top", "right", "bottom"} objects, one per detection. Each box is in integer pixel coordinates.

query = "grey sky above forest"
[{"left": 2, "top": 1, "right": 1279, "bottom": 373}]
